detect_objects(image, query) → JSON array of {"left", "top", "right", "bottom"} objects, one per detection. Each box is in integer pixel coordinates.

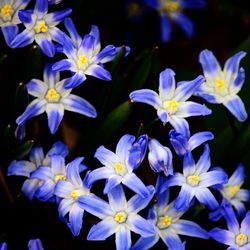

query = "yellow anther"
[
  {"left": 157, "top": 215, "right": 172, "bottom": 229},
  {"left": 164, "top": 2, "right": 180, "bottom": 12},
  {"left": 225, "top": 185, "right": 240, "bottom": 198},
  {"left": 163, "top": 99, "right": 180, "bottom": 114},
  {"left": 1, "top": 4, "right": 12, "bottom": 17},
  {"left": 236, "top": 233, "right": 248, "bottom": 246},
  {"left": 46, "top": 88, "right": 60, "bottom": 102},
  {"left": 215, "top": 78, "right": 226, "bottom": 90},
  {"left": 77, "top": 55, "right": 89, "bottom": 69},
  {"left": 114, "top": 211, "right": 127, "bottom": 223},
  {"left": 187, "top": 175, "right": 200, "bottom": 186},
  {"left": 54, "top": 175, "right": 66, "bottom": 182},
  {"left": 114, "top": 162, "right": 126, "bottom": 175},
  {"left": 35, "top": 20, "right": 48, "bottom": 33},
  {"left": 70, "top": 190, "right": 81, "bottom": 200}
]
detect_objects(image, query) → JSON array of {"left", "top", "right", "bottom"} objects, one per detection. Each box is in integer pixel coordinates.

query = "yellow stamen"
[
  {"left": 187, "top": 175, "right": 200, "bottom": 186},
  {"left": 225, "top": 185, "right": 240, "bottom": 198},
  {"left": 163, "top": 99, "right": 180, "bottom": 114},
  {"left": 235, "top": 233, "right": 248, "bottom": 246},
  {"left": 54, "top": 175, "right": 66, "bottom": 182},
  {"left": 114, "top": 211, "right": 127, "bottom": 223},
  {"left": 46, "top": 88, "right": 60, "bottom": 102},
  {"left": 157, "top": 215, "right": 172, "bottom": 229},
  {"left": 70, "top": 189, "right": 81, "bottom": 200},
  {"left": 77, "top": 55, "right": 89, "bottom": 69},
  {"left": 164, "top": 2, "right": 180, "bottom": 12},
  {"left": 215, "top": 78, "right": 226, "bottom": 90},
  {"left": 1, "top": 4, "right": 12, "bottom": 17},
  {"left": 35, "top": 20, "right": 48, "bottom": 33},
  {"left": 114, "top": 162, "right": 126, "bottom": 175}
]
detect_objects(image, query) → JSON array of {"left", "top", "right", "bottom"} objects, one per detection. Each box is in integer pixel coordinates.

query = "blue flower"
[
  {"left": 48, "top": 0, "right": 63, "bottom": 4},
  {"left": 196, "top": 49, "right": 248, "bottom": 122},
  {"left": 0, "top": 242, "right": 7, "bottom": 250},
  {"left": 210, "top": 164, "right": 250, "bottom": 221},
  {"left": 52, "top": 18, "right": 130, "bottom": 88},
  {"left": 0, "top": 0, "right": 30, "bottom": 46},
  {"left": 209, "top": 204, "right": 250, "bottom": 249},
  {"left": 169, "top": 129, "right": 214, "bottom": 157},
  {"left": 164, "top": 144, "right": 228, "bottom": 210},
  {"left": 130, "top": 68, "right": 211, "bottom": 137},
  {"left": 8, "top": 141, "right": 68, "bottom": 200},
  {"left": 148, "top": 138, "right": 173, "bottom": 176},
  {"left": 10, "top": 0, "right": 72, "bottom": 57},
  {"left": 78, "top": 185, "right": 156, "bottom": 250},
  {"left": 144, "top": 0, "right": 206, "bottom": 42},
  {"left": 27, "top": 239, "right": 44, "bottom": 250},
  {"left": 54, "top": 158, "right": 91, "bottom": 236},
  {"left": 132, "top": 176, "right": 209, "bottom": 250},
  {"left": 16, "top": 64, "right": 97, "bottom": 134},
  {"left": 87, "top": 134, "right": 151, "bottom": 197}
]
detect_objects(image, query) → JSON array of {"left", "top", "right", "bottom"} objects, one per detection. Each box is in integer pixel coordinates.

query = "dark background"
[{"left": 1, "top": 0, "right": 250, "bottom": 249}]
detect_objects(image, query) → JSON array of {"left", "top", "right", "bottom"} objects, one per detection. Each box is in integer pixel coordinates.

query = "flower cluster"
[{"left": 1, "top": 0, "right": 250, "bottom": 250}]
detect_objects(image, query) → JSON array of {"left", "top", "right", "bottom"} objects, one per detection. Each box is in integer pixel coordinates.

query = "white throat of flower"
[
  {"left": 235, "top": 233, "right": 248, "bottom": 246},
  {"left": 1, "top": 4, "right": 13, "bottom": 21},
  {"left": 213, "top": 77, "right": 228, "bottom": 96},
  {"left": 114, "top": 162, "right": 127, "bottom": 176},
  {"left": 114, "top": 211, "right": 127, "bottom": 224},
  {"left": 163, "top": 99, "right": 180, "bottom": 115},
  {"left": 46, "top": 88, "right": 61, "bottom": 102},
  {"left": 157, "top": 214, "right": 172, "bottom": 229},
  {"left": 77, "top": 54, "right": 89, "bottom": 71},
  {"left": 160, "top": 0, "right": 180, "bottom": 14},
  {"left": 35, "top": 20, "right": 49, "bottom": 34}
]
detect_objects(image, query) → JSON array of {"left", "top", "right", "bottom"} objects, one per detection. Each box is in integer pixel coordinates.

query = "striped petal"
[
  {"left": 199, "top": 49, "right": 222, "bottom": 83},
  {"left": 1, "top": 25, "right": 19, "bottom": 47},
  {"left": 16, "top": 99, "right": 46, "bottom": 125},
  {"left": 94, "top": 146, "right": 119, "bottom": 167},
  {"left": 22, "top": 179, "right": 41, "bottom": 200},
  {"left": 209, "top": 228, "right": 235, "bottom": 246},
  {"left": 35, "top": 34, "right": 55, "bottom": 57},
  {"left": 107, "top": 185, "right": 127, "bottom": 211},
  {"left": 68, "top": 204, "right": 84, "bottom": 236},
  {"left": 58, "top": 198, "right": 74, "bottom": 218},
  {"left": 122, "top": 173, "right": 150, "bottom": 197},
  {"left": 79, "top": 34, "right": 95, "bottom": 58},
  {"left": 116, "top": 226, "right": 132, "bottom": 250},
  {"left": 199, "top": 170, "right": 228, "bottom": 187},
  {"left": 175, "top": 75, "right": 204, "bottom": 101},
  {"left": 27, "top": 79, "right": 47, "bottom": 98},
  {"left": 116, "top": 134, "right": 135, "bottom": 162},
  {"left": 94, "top": 45, "right": 117, "bottom": 63},
  {"left": 127, "top": 213, "right": 156, "bottom": 237},
  {"left": 78, "top": 194, "right": 112, "bottom": 219},
  {"left": 176, "top": 102, "right": 211, "bottom": 118},
  {"left": 64, "top": 18, "right": 81, "bottom": 47},
  {"left": 169, "top": 116, "right": 190, "bottom": 142},
  {"left": 104, "top": 176, "right": 122, "bottom": 194},
  {"left": 8, "top": 160, "right": 35, "bottom": 177},
  {"left": 46, "top": 103, "right": 64, "bottom": 134},
  {"left": 34, "top": 0, "right": 48, "bottom": 18},
  {"left": 61, "top": 94, "right": 97, "bottom": 118},
  {"left": 175, "top": 184, "right": 194, "bottom": 210},
  {"left": 54, "top": 180, "right": 74, "bottom": 198},
  {"left": 224, "top": 51, "right": 246, "bottom": 85},
  {"left": 195, "top": 187, "right": 219, "bottom": 209},
  {"left": 195, "top": 144, "right": 211, "bottom": 174},
  {"left": 45, "top": 8, "right": 72, "bottom": 25},
  {"left": 28, "top": 239, "right": 44, "bottom": 250},
  {"left": 84, "top": 64, "right": 112, "bottom": 81},
  {"left": 231, "top": 68, "right": 245, "bottom": 94},
  {"left": 87, "top": 217, "right": 117, "bottom": 240},
  {"left": 173, "top": 219, "right": 209, "bottom": 238},
  {"left": 130, "top": 89, "right": 161, "bottom": 109},
  {"left": 159, "top": 68, "right": 176, "bottom": 100},
  {"left": 10, "top": 29, "right": 34, "bottom": 48},
  {"left": 223, "top": 95, "right": 247, "bottom": 122},
  {"left": 127, "top": 185, "right": 155, "bottom": 213},
  {"left": 131, "top": 235, "right": 159, "bottom": 250},
  {"left": 63, "top": 73, "right": 87, "bottom": 89},
  {"left": 188, "top": 131, "right": 214, "bottom": 151}
]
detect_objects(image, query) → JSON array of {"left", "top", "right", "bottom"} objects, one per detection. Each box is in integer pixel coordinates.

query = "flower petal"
[
  {"left": 169, "top": 116, "right": 190, "bottom": 138},
  {"left": 103, "top": 176, "right": 122, "bottom": 194},
  {"left": 176, "top": 102, "right": 211, "bottom": 118},
  {"left": 122, "top": 173, "right": 150, "bottom": 197},
  {"left": 78, "top": 194, "right": 112, "bottom": 219},
  {"left": 87, "top": 167, "right": 114, "bottom": 187},
  {"left": 54, "top": 180, "right": 74, "bottom": 198},
  {"left": 209, "top": 228, "right": 235, "bottom": 246},
  {"left": 107, "top": 185, "right": 127, "bottom": 211},
  {"left": 35, "top": 34, "right": 55, "bottom": 57},
  {"left": 199, "top": 170, "right": 228, "bottom": 187},
  {"left": 131, "top": 235, "right": 159, "bottom": 250},
  {"left": 116, "top": 226, "right": 132, "bottom": 250},
  {"left": 195, "top": 144, "right": 211, "bottom": 175},
  {"left": 129, "top": 89, "right": 161, "bottom": 109},
  {"left": 174, "top": 184, "right": 194, "bottom": 210},
  {"left": 10, "top": 29, "right": 34, "bottom": 48},
  {"left": 16, "top": 99, "right": 46, "bottom": 125},
  {"left": 195, "top": 187, "right": 219, "bottom": 210},
  {"left": 64, "top": 18, "right": 81, "bottom": 47},
  {"left": 87, "top": 217, "right": 117, "bottom": 240},
  {"left": 173, "top": 13, "right": 194, "bottom": 38},
  {"left": 188, "top": 131, "right": 214, "bottom": 151},
  {"left": 95, "top": 145, "right": 119, "bottom": 167},
  {"left": 35, "top": 0, "right": 48, "bottom": 17},
  {"left": 46, "top": 103, "right": 64, "bottom": 134},
  {"left": 31, "top": 166, "right": 53, "bottom": 181},
  {"left": 223, "top": 95, "right": 247, "bottom": 122},
  {"left": 58, "top": 198, "right": 74, "bottom": 218},
  {"left": 159, "top": 68, "right": 176, "bottom": 100},
  {"left": 160, "top": 15, "right": 172, "bottom": 42},
  {"left": 1, "top": 25, "right": 19, "bottom": 47},
  {"left": 28, "top": 238, "right": 44, "bottom": 250},
  {"left": 68, "top": 204, "right": 84, "bottom": 236},
  {"left": 116, "top": 134, "right": 135, "bottom": 163},
  {"left": 84, "top": 64, "right": 111, "bottom": 81},
  {"left": 63, "top": 73, "right": 87, "bottom": 89},
  {"left": 8, "top": 160, "right": 35, "bottom": 177},
  {"left": 27, "top": 79, "right": 47, "bottom": 98}
]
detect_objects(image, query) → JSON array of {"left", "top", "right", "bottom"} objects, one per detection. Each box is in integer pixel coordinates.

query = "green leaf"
[
  {"left": 90, "top": 101, "right": 132, "bottom": 150},
  {"left": 15, "top": 140, "right": 34, "bottom": 160},
  {"left": 0, "top": 54, "right": 7, "bottom": 64}
]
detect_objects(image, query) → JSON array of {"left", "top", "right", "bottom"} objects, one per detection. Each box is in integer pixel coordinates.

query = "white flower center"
[
  {"left": 157, "top": 214, "right": 172, "bottom": 229},
  {"left": 46, "top": 88, "right": 61, "bottom": 102},
  {"left": 224, "top": 185, "right": 240, "bottom": 199},
  {"left": 187, "top": 175, "right": 200, "bottom": 186},
  {"left": 35, "top": 20, "right": 49, "bottom": 33},
  {"left": 235, "top": 233, "right": 248, "bottom": 246},
  {"left": 70, "top": 189, "right": 81, "bottom": 200},
  {"left": 114, "top": 162, "right": 127, "bottom": 176},
  {"left": 163, "top": 99, "right": 180, "bottom": 114}
]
